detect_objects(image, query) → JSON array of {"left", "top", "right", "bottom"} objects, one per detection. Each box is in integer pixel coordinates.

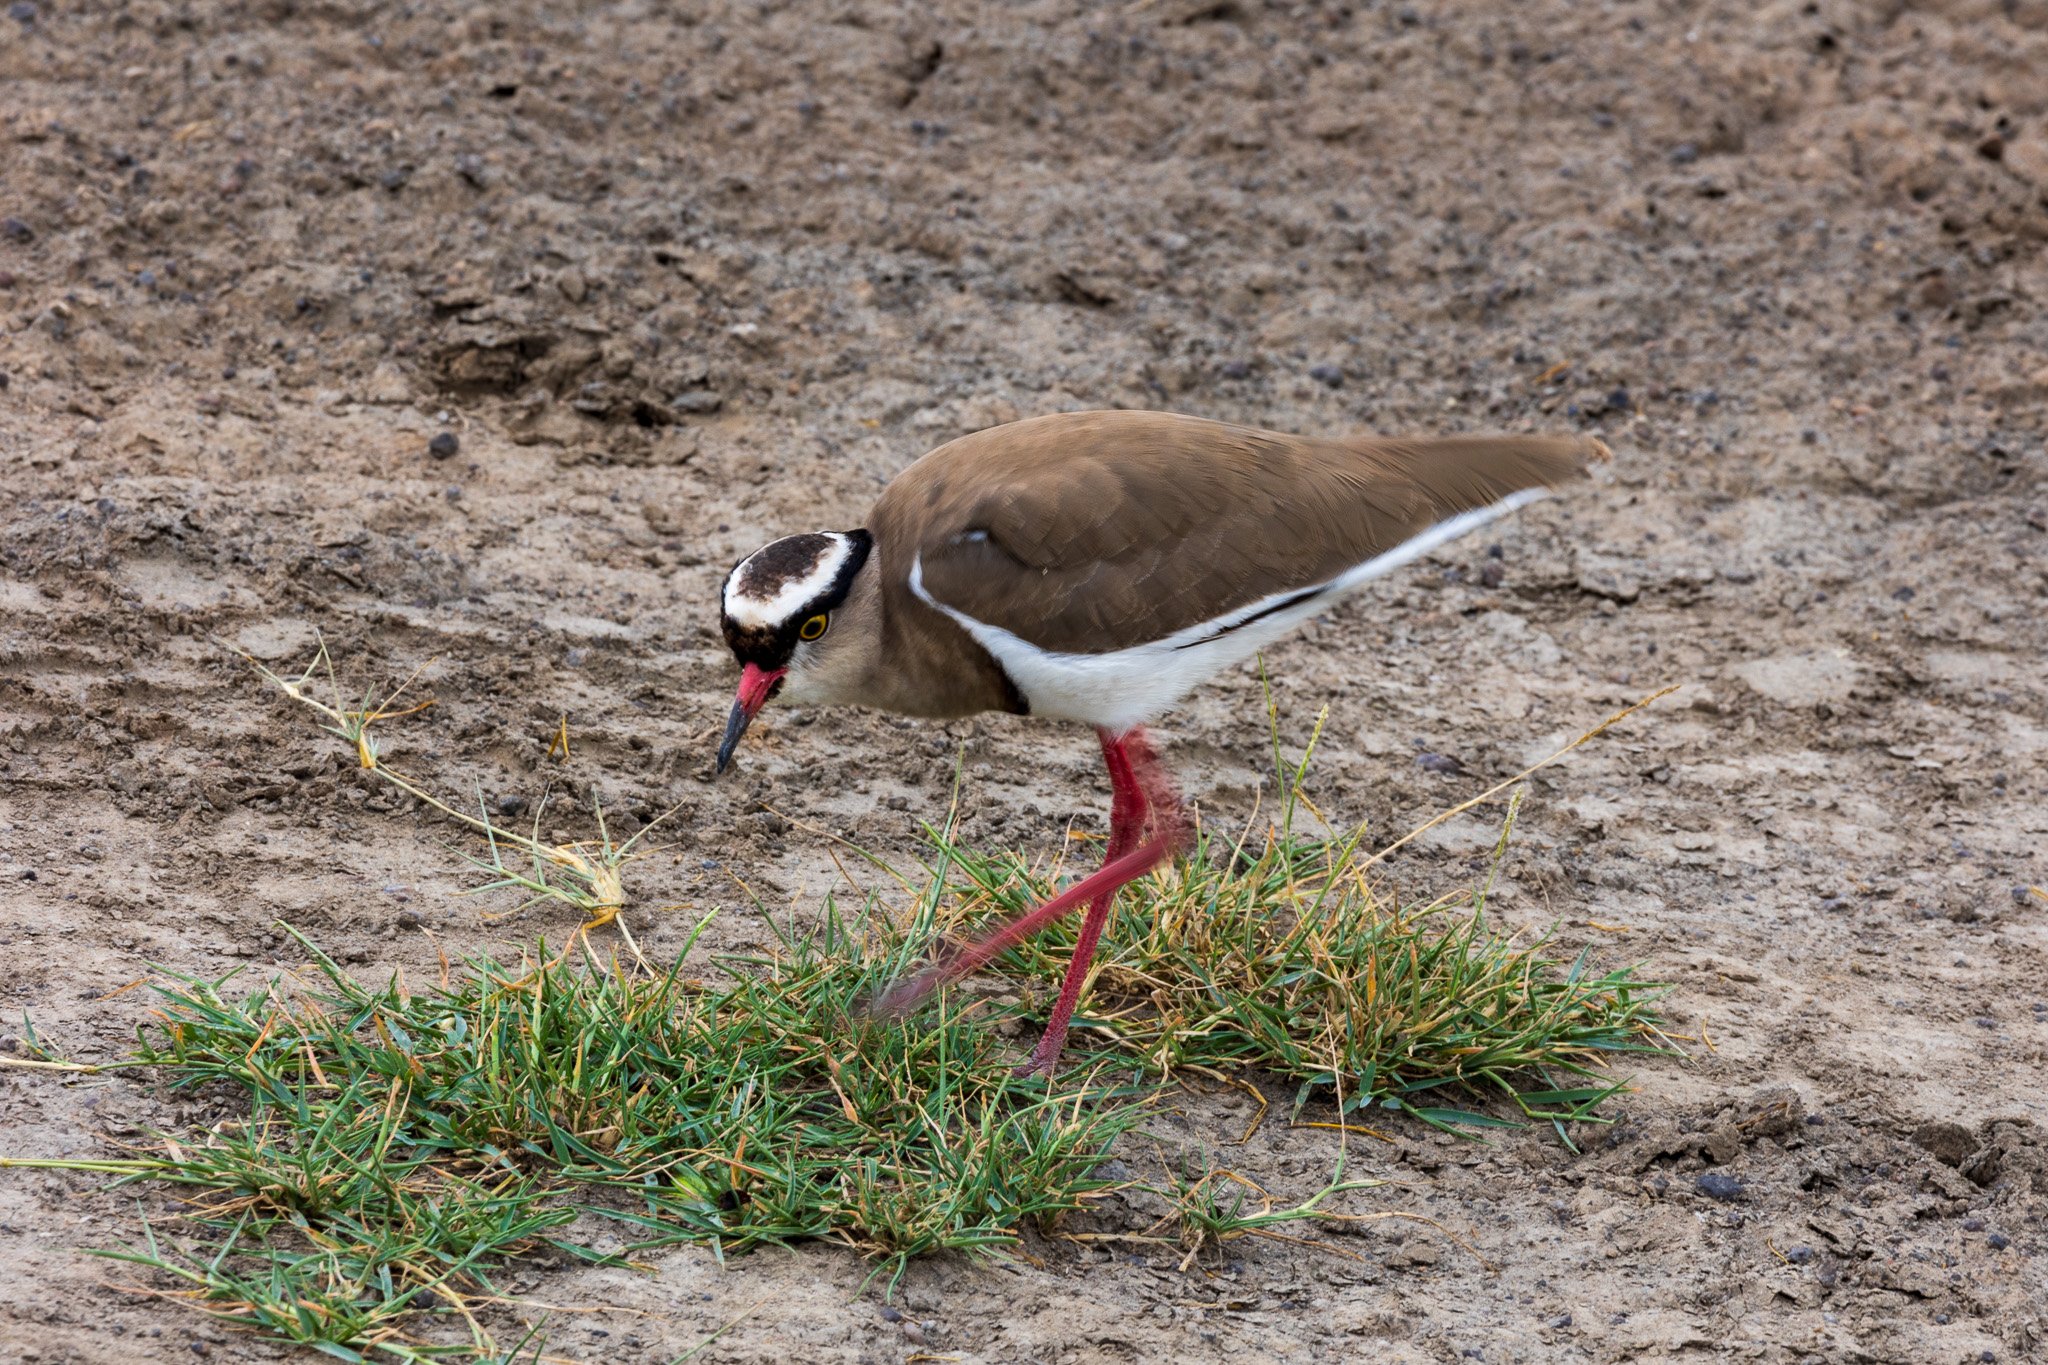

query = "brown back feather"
[{"left": 871, "top": 409, "right": 1598, "bottom": 665}]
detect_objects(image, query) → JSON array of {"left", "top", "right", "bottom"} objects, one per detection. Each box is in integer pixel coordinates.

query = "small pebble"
[
  {"left": 1606, "top": 387, "right": 1631, "bottom": 412},
  {"left": 1219, "top": 359, "right": 1250, "bottom": 380},
  {"left": 428, "top": 431, "right": 460, "bottom": 459},
  {"left": 8, "top": 2, "right": 35, "bottom": 24},
  {"left": 1308, "top": 363, "right": 1344, "bottom": 388},
  {"left": 1891, "top": 585, "right": 1916, "bottom": 602},
  {"left": 878, "top": 1306, "right": 902, "bottom": 1323},
  {"left": 1669, "top": 142, "right": 1699, "bottom": 164},
  {"left": 1784, "top": 1244, "right": 1813, "bottom": 1264},
  {"left": 1695, "top": 1172, "right": 1744, "bottom": 1202},
  {"left": 444, "top": 484, "right": 462, "bottom": 502},
  {"left": 1416, "top": 752, "right": 1465, "bottom": 775},
  {"left": 0, "top": 216, "right": 32, "bottom": 241},
  {"left": 1963, "top": 1216, "right": 1985, "bottom": 1231},
  {"left": 1987, "top": 1232, "right": 2010, "bottom": 1250},
  {"left": 1479, "top": 561, "right": 1505, "bottom": 589}
]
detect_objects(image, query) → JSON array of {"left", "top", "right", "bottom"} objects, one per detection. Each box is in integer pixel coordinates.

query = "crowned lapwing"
[{"left": 716, "top": 410, "right": 1602, "bottom": 1075}]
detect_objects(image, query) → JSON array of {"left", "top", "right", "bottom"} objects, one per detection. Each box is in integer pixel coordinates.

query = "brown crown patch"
[{"left": 735, "top": 533, "right": 837, "bottom": 601}]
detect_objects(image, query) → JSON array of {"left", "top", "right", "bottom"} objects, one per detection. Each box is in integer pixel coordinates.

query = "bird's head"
[{"left": 715, "top": 528, "right": 877, "bottom": 772}]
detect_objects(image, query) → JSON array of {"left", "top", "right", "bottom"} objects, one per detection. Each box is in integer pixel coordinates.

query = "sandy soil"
[{"left": 4, "top": 1, "right": 2048, "bottom": 1361}]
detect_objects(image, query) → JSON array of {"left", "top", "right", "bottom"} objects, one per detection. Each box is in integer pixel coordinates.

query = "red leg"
[
  {"left": 867, "top": 726, "right": 1186, "bottom": 1079},
  {"left": 1012, "top": 728, "right": 1149, "bottom": 1076}
]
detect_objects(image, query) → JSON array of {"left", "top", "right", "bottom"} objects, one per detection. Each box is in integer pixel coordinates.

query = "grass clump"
[
  {"left": 951, "top": 820, "right": 1666, "bottom": 1142},
  {"left": 925, "top": 713, "right": 1673, "bottom": 1145},
  {"left": 23, "top": 911, "right": 1144, "bottom": 1361}
]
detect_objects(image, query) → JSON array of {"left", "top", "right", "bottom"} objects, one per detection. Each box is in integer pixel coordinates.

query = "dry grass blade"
[
  {"left": 1139, "top": 1158, "right": 1388, "bottom": 1270},
  {"left": 239, "top": 638, "right": 678, "bottom": 966},
  {"left": 1357, "top": 683, "right": 1681, "bottom": 872}
]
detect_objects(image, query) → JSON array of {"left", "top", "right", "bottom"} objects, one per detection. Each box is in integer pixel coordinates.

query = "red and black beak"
[{"left": 715, "top": 663, "right": 786, "bottom": 774}]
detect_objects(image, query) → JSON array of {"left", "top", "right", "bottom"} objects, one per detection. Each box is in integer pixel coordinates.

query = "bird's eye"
[{"left": 798, "top": 613, "right": 829, "bottom": 641}]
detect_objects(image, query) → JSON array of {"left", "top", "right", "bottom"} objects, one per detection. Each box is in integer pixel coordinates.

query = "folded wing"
[{"left": 878, "top": 410, "right": 1599, "bottom": 655}]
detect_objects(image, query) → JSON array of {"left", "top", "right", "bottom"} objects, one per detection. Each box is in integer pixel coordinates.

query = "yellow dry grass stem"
[
  {"left": 1354, "top": 682, "right": 1681, "bottom": 874},
  {"left": 238, "top": 638, "right": 674, "bottom": 970}
]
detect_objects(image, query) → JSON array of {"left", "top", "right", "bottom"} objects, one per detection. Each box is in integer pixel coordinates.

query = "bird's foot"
[
  {"left": 1011, "top": 1031, "right": 1066, "bottom": 1079},
  {"left": 863, "top": 970, "right": 937, "bottom": 1021}
]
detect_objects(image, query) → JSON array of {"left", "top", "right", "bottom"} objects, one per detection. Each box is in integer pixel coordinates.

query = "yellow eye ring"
[{"left": 798, "top": 614, "right": 828, "bottom": 641}]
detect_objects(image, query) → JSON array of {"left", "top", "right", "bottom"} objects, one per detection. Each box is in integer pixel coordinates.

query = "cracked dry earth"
[{"left": 3, "top": 1, "right": 2048, "bottom": 1362}]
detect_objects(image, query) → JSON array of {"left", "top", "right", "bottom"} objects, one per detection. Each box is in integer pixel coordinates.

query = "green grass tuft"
[
  {"left": 927, "top": 792, "right": 1673, "bottom": 1146},
  {"left": 70, "top": 907, "right": 1146, "bottom": 1361}
]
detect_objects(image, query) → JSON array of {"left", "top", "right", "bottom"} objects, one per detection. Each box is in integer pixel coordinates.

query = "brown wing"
[{"left": 872, "top": 410, "right": 1600, "bottom": 655}]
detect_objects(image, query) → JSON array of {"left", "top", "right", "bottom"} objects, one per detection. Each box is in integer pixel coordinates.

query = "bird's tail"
[{"left": 1348, "top": 431, "right": 1608, "bottom": 518}]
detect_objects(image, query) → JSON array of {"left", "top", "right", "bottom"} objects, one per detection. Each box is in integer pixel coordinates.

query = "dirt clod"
[{"left": 1696, "top": 1172, "right": 1745, "bottom": 1202}]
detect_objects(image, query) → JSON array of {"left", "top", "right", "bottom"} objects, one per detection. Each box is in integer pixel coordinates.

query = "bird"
[{"left": 714, "top": 409, "right": 1603, "bottom": 1076}]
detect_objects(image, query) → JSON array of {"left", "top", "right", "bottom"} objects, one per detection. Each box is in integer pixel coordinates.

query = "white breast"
[{"left": 908, "top": 489, "right": 1547, "bottom": 732}]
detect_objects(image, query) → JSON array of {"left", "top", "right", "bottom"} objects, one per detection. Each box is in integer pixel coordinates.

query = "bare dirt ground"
[{"left": 4, "top": 1, "right": 2048, "bottom": 1361}]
